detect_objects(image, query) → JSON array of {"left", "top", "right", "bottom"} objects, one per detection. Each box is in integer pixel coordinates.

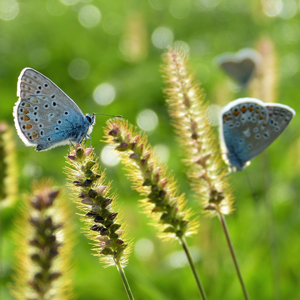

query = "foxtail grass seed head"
[
  {"left": 0, "top": 122, "right": 18, "bottom": 208},
  {"left": 250, "top": 37, "right": 277, "bottom": 103},
  {"left": 161, "top": 47, "right": 233, "bottom": 216},
  {"left": 11, "top": 181, "right": 74, "bottom": 300},
  {"left": 65, "top": 143, "right": 131, "bottom": 267},
  {"left": 105, "top": 119, "right": 198, "bottom": 241}
]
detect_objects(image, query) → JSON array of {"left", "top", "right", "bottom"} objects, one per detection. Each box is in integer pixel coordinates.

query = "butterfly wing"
[
  {"left": 13, "top": 68, "right": 87, "bottom": 150},
  {"left": 220, "top": 98, "right": 295, "bottom": 170}
]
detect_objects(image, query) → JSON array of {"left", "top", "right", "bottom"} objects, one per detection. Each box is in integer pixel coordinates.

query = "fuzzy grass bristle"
[
  {"left": 11, "top": 180, "right": 74, "bottom": 300},
  {"left": 162, "top": 47, "right": 234, "bottom": 216},
  {"left": 0, "top": 122, "right": 18, "bottom": 208},
  {"left": 65, "top": 143, "right": 131, "bottom": 268},
  {"left": 105, "top": 119, "right": 198, "bottom": 241}
]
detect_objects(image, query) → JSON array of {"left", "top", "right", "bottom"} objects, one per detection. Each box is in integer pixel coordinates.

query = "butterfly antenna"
[
  {"left": 93, "top": 113, "right": 122, "bottom": 118},
  {"left": 244, "top": 169, "right": 258, "bottom": 200}
]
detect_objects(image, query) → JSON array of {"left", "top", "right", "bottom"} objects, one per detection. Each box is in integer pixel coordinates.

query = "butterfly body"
[
  {"left": 220, "top": 98, "right": 295, "bottom": 171},
  {"left": 13, "top": 68, "right": 95, "bottom": 151}
]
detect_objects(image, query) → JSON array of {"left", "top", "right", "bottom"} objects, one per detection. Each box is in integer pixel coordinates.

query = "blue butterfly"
[
  {"left": 13, "top": 68, "right": 95, "bottom": 151},
  {"left": 220, "top": 98, "right": 295, "bottom": 171},
  {"left": 215, "top": 49, "right": 261, "bottom": 87}
]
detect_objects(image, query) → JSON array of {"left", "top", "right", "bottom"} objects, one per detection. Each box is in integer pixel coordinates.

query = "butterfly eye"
[{"left": 86, "top": 115, "right": 92, "bottom": 123}]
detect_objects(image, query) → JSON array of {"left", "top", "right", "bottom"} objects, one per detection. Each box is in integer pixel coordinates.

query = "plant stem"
[
  {"left": 180, "top": 237, "right": 208, "bottom": 300},
  {"left": 115, "top": 260, "right": 135, "bottom": 300},
  {"left": 217, "top": 212, "right": 250, "bottom": 300}
]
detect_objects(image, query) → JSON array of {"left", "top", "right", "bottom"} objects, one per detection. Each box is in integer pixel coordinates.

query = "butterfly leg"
[
  {"left": 87, "top": 134, "right": 92, "bottom": 148},
  {"left": 69, "top": 141, "right": 76, "bottom": 153}
]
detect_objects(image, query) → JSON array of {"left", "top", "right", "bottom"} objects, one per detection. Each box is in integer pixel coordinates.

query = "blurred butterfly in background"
[
  {"left": 13, "top": 68, "right": 96, "bottom": 151},
  {"left": 215, "top": 49, "right": 262, "bottom": 87},
  {"left": 220, "top": 98, "right": 295, "bottom": 172}
]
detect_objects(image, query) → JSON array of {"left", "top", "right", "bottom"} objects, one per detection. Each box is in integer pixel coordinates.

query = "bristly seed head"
[
  {"left": 162, "top": 47, "right": 234, "bottom": 216},
  {"left": 65, "top": 143, "right": 131, "bottom": 268},
  {"left": 104, "top": 119, "right": 198, "bottom": 241}
]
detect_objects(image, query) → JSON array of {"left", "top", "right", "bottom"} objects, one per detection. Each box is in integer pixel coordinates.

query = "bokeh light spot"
[
  {"left": 195, "top": 0, "right": 220, "bottom": 10},
  {"left": 78, "top": 4, "right": 101, "bottom": 28},
  {"left": 102, "top": 13, "right": 123, "bottom": 35},
  {"left": 93, "top": 83, "right": 116, "bottom": 106},
  {"left": 22, "top": 163, "right": 42, "bottom": 178},
  {"left": 148, "top": 0, "right": 168, "bottom": 10},
  {"left": 154, "top": 144, "right": 170, "bottom": 163},
  {"left": 137, "top": 109, "right": 159, "bottom": 132},
  {"left": 46, "top": 0, "right": 67, "bottom": 16},
  {"left": 68, "top": 58, "right": 90, "bottom": 80},
  {"left": 173, "top": 40, "right": 189, "bottom": 53},
  {"left": 101, "top": 145, "right": 120, "bottom": 167},
  {"left": 279, "top": 0, "right": 297, "bottom": 19},
  {"left": 280, "top": 53, "right": 299, "bottom": 77},
  {"left": 170, "top": 0, "right": 190, "bottom": 19},
  {"left": 135, "top": 239, "right": 154, "bottom": 260},
  {"left": 60, "top": 0, "right": 78, "bottom": 5},
  {"left": 262, "top": 0, "right": 283, "bottom": 17},
  {"left": 29, "top": 48, "right": 51, "bottom": 69},
  {"left": 166, "top": 248, "right": 201, "bottom": 269},
  {"left": 152, "top": 26, "right": 173, "bottom": 49},
  {"left": 0, "top": 0, "right": 19, "bottom": 21}
]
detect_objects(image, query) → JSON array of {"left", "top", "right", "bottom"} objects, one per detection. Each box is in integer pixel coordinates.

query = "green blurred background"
[{"left": 1, "top": 0, "right": 300, "bottom": 299}]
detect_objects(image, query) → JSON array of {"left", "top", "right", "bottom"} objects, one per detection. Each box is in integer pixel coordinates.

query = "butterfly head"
[
  {"left": 85, "top": 113, "right": 96, "bottom": 125},
  {"left": 85, "top": 113, "right": 96, "bottom": 135}
]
